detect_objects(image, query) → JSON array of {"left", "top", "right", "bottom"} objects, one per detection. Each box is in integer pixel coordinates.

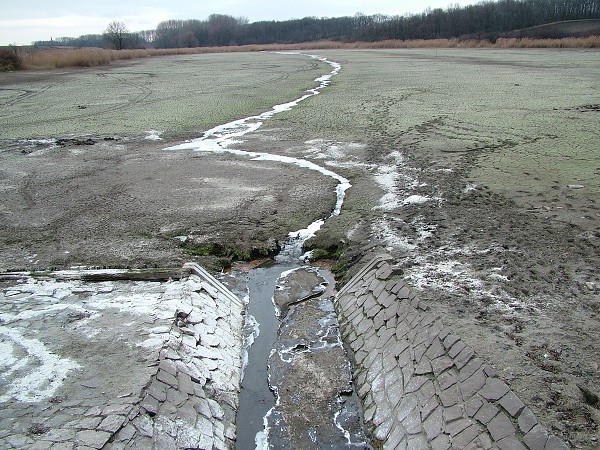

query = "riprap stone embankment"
[
  {"left": 0, "top": 263, "right": 244, "bottom": 450},
  {"left": 334, "top": 255, "right": 569, "bottom": 450}
]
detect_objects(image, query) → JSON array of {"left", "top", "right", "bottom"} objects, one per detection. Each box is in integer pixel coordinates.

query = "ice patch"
[
  {"left": 403, "top": 194, "right": 430, "bottom": 205},
  {"left": 0, "top": 328, "right": 81, "bottom": 402},
  {"left": 464, "top": 183, "right": 478, "bottom": 193},
  {"left": 145, "top": 130, "right": 163, "bottom": 141},
  {"left": 372, "top": 217, "right": 416, "bottom": 252},
  {"left": 241, "top": 313, "right": 260, "bottom": 379}
]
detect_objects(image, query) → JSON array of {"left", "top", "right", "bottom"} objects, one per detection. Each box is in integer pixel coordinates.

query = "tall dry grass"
[
  {"left": 16, "top": 36, "right": 600, "bottom": 70},
  {"left": 495, "top": 36, "right": 600, "bottom": 48}
]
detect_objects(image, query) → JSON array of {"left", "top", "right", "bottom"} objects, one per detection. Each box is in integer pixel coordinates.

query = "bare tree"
[{"left": 103, "top": 21, "right": 129, "bottom": 50}]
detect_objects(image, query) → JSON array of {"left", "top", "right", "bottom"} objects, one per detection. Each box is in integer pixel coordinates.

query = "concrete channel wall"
[{"left": 334, "top": 256, "right": 569, "bottom": 450}]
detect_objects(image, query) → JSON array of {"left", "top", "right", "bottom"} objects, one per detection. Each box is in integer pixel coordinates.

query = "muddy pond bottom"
[{"left": 230, "top": 263, "right": 371, "bottom": 449}]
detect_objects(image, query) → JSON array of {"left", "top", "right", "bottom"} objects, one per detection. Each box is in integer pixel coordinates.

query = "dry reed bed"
[{"left": 17, "top": 36, "right": 600, "bottom": 70}]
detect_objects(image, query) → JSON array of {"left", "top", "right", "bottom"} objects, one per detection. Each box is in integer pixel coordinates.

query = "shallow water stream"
[{"left": 168, "top": 53, "right": 368, "bottom": 448}]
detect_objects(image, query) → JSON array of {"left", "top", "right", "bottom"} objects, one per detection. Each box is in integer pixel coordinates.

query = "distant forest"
[{"left": 34, "top": 0, "right": 600, "bottom": 48}]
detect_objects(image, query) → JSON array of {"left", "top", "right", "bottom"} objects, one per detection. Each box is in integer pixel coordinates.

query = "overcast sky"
[{"left": 1, "top": 0, "right": 479, "bottom": 46}]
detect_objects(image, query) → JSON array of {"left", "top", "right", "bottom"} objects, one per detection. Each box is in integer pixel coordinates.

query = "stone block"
[
  {"left": 42, "top": 428, "right": 77, "bottom": 442},
  {"left": 98, "top": 415, "right": 126, "bottom": 433},
  {"left": 131, "top": 414, "right": 153, "bottom": 438},
  {"left": 146, "top": 380, "right": 168, "bottom": 402},
  {"left": 413, "top": 342, "right": 428, "bottom": 363},
  {"left": 385, "top": 314, "right": 399, "bottom": 331},
  {"left": 29, "top": 441, "right": 53, "bottom": 450},
  {"left": 406, "top": 434, "right": 429, "bottom": 450},
  {"left": 373, "top": 308, "right": 386, "bottom": 329},
  {"left": 372, "top": 281, "right": 387, "bottom": 298},
  {"left": 416, "top": 380, "right": 437, "bottom": 405},
  {"left": 379, "top": 292, "right": 397, "bottom": 308},
  {"left": 403, "top": 410, "right": 423, "bottom": 435},
  {"left": 474, "top": 400, "right": 499, "bottom": 425},
  {"left": 396, "top": 346, "right": 412, "bottom": 369},
  {"left": 375, "top": 264, "right": 393, "bottom": 280},
  {"left": 431, "top": 434, "right": 452, "bottom": 450},
  {"left": 366, "top": 303, "right": 383, "bottom": 320},
  {"left": 156, "top": 369, "right": 178, "bottom": 388},
  {"left": 374, "top": 419, "right": 393, "bottom": 441},
  {"left": 431, "top": 356, "right": 454, "bottom": 375},
  {"left": 523, "top": 424, "right": 549, "bottom": 450},
  {"left": 363, "top": 404, "right": 376, "bottom": 423},
  {"left": 405, "top": 376, "right": 428, "bottom": 394},
  {"left": 386, "top": 381, "right": 404, "bottom": 410},
  {"left": 517, "top": 407, "right": 538, "bottom": 434},
  {"left": 443, "top": 333, "right": 460, "bottom": 349},
  {"left": 159, "top": 359, "right": 178, "bottom": 376},
  {"left": 176, "top": 400, "right": 198, "bottom": 424},
  {"left": 396, "top": 395, "right": 418, "bottom": 423},
  {"left": 421, "top": 398, "right": 440, "bottom": 422},
  {"left": 498, "top": 391, "right": 525, "bottom": 417},
  {"left": 443, "top": 405, "right": 464, "bottom": 424},
  {"left": 425, "top": 338, "right": 446, "bottom": 361},
  {"left": 451, "top": 424, "right": 482, "bottom": 448},
  {"left": 544, "top": 435, "right": 570, "bottom": 450},
  {"left": 438, "top": 385, "right": 461, "bottom": 407},
  {"left": 465, "top": 395, "right": 484, "bottom": 418},
  {"left": 478, "top": 378, "right": 510, "bottom": 402},
  {"left": 70, "top": 416, "right": 102, "bottom": 430},
  {"left": 391, "top": 281, "right": 405, "bottom": 294},
  {"left": 158, "top": 401, "right": 177, "bottom": 416},
  {"left": 488, "top": 411, "right": 516, "bottom": 442},
  {"left": 397, "top": 286, "right": 411, "bottom": 299},
  {"left": 437, "top": 371, "right": 458, "bottom": 390},
  {"left": 423, "top": 407, "right": 443, "bottom": 440},
  {"left": 414, "top": 359, "right": 433, "bottom": 376},
  {"left": 177, "top": 372, "right": 195, "bottom": 396},
  {"left": 385, "top": 426, "right": 407, "bottom": 450},
  {"left": 140, "top": 394, "right": 159, "bottom": 416},
  {"left": 448, "top": 340, "right": 466, "bottom": 358},
  {"left": 114, "top": 422, "right": 136, "bottom": 441},
  {"left": 75, "top": 430, "right": 112, "bottom": 449},
  {"left": 207, "top": 398, "right": 225, "bottom": 420},
  {"left": 455, "top": 347, "right": 475, "bottom": 369},
  {"left": 445, "top": 417, "right": 474, "bottom": 437},
  {"left": 460, "top": 368, "right": 487, "bottom": 399},
  {"left": 459, "top": 357, "right": 483, "bottom": 382},
  {"left": 482, "top": 364, "right": 497, "bottom": 378},
  {"left": 166, "top": 388, "right": 188, "bottom": 407},
  {"left": 193, "top": 397, "right": 212, "bottom": 419},
  {"left": 497, "top": 435, "right": 528, "bottom": 450}
]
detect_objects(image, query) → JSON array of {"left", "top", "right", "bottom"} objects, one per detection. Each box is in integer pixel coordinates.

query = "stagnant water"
[{"left": 167, "top": 54, "right": 360, "bottom": 448}]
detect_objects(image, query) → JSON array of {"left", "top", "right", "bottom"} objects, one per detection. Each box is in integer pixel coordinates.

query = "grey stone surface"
[
  {"left": 334, "top": 255, "right": 570, "bottom": 450},
  {"left": 0, "top": 263, "right": 244, "bottom": 449}
]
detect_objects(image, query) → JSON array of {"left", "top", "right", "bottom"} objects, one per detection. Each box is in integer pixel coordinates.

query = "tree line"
[{"left": 33, "top": 0, "right": 600, "bottom": 48}]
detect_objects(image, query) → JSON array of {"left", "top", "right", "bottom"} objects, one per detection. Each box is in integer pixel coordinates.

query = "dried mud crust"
[{"left": 0, "top": 137, "right": 336, "bottom": 272}]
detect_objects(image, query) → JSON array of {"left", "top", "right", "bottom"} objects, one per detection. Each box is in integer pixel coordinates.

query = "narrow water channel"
[{"left": 167, "top": 54, "right": 366, "bottom": 449}]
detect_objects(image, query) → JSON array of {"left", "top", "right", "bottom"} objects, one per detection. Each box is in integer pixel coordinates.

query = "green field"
[
  {"left": 273, "top": 48, "right": 600, "bottom": 228},
  {"left": 0, "top": 52, "right": 327, "bottom": 141}
]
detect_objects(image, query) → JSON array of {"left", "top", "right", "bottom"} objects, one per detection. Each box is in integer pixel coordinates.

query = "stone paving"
[
  {"left": 334, "top": 255, "right": 570, "bottom": 450},
  {"left": 0, "top": 263, "right": 244, "bottom": 449}
]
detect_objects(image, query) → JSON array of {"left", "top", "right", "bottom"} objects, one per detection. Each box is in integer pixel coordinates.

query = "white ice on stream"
[
  {"left": 167, "top": 54, "right": 353, "bottom": 450},
  {"left": 166, "top": 54, "right": 350, "bottom": 261}
]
